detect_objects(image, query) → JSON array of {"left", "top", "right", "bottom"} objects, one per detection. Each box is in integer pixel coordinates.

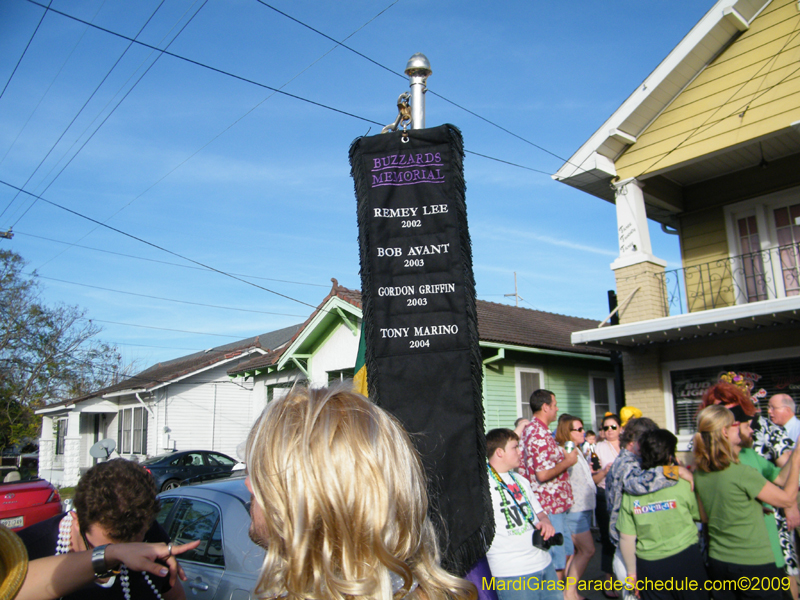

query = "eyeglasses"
[
  {"left": 603, "top": 425, "right": 618, "bottom": 431},
  {"left": 571, "top": 427, "right": 584, "bottom": 432}
]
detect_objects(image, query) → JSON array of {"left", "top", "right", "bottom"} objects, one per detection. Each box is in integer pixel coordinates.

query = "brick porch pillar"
[{"left": 611, "top": 178, "right": 669, "bottom": 426}]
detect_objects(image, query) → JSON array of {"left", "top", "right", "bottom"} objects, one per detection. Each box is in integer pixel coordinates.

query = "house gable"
[{"left": 615, "top": 0, "right": 800, "bottom": 181}]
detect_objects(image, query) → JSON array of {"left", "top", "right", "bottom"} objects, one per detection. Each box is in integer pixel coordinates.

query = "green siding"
[
  {"left": 483, "top": 362, "right": 518, "bottom": 430},
  {"left": 482, "top": 352, "right": 613, "bottom": 433}
]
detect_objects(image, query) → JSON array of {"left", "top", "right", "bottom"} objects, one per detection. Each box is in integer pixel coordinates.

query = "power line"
[
  {"left": 12, "top": 0, "right": 208, "bottom": 229},
  {"left": 254, "top": 0, "right": 604, "bottom": 182},
  {"left": 91, "top": 318, "right": 244, "bottom": 338},
  {"left": 27, "top": 0, "right": 401, "bottom": 273},
  {"left": 0, "top": 0, "right": 52, "bottom": 101},
  {"left": 35, "top": 273, "right": 308, "bottom": 317},
  {"left": 0, "top": 178, "right": 321, "bottom": 311},
  {"left": 21, "top": 0, "right": 564, "bottom": 183},
  {"left": 15, "top": 230, "right": 328, "bottom": 287},
  {"left": 2, "top": 0, "right": 169, "bottom": 220},
  {"left": 24, "top": 0, "right": 384, "bottom": 128}
]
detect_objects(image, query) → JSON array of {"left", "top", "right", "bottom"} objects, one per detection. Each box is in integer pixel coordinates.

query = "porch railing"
[{"left": 657, "top": 242, "right": 800, "bottom": 316}]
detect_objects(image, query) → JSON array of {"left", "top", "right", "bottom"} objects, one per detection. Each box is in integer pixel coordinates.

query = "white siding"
[{"left": 308, "top": 324, "right": 360, "bottom": 386}]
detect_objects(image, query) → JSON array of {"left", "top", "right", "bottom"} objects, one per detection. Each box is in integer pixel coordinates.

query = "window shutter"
[
  {"left": 142, "top": 408, "right": 148, "bottom": 455},
  {"left": 117, "top": 411, "right": 123, "bottom": 453}
]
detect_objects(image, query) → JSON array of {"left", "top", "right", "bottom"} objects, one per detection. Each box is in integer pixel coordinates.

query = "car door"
[
  {"left": 158, "top": 497, "right": 225, "bottom": 600},
  {"left": 205, "top": 452, "right": 236, "bottom": 475}
]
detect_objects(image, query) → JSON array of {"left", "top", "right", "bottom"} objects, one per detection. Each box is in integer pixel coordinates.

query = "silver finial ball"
[{"left": 405, "top": 53, "right": 432, "bottom": 77}]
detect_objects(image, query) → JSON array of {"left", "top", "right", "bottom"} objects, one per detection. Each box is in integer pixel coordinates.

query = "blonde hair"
[
  {"left": 693, "top": 404, "right": 739, "bottom": 472},
  {"left": 245, "top": 383, "right": 477, "bottom": 600}
]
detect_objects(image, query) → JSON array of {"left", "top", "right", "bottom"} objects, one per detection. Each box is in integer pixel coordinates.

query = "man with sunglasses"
[{"left": 18, "top": 459, "right": 187, "bottom": 600}]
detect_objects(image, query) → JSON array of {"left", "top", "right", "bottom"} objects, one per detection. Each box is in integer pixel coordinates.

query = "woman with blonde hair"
[
  {"left": 700, "top": 376, "right": 800, "bottom": 594},
  {"left": 693, "top": 405, "right": 800, "bottom": 600},
  {"left": 244, "top": 383, "right": 477, "bottom": 600}
]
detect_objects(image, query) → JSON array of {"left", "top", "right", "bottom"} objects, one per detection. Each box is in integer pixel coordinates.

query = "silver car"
[{"left": 158, "top": 475, "right": 263, "bottom": 599}]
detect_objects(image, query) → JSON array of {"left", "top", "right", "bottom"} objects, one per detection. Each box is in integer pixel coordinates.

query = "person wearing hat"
[{"left": 1, "top": 524, "right": 198, "bottom": 600}]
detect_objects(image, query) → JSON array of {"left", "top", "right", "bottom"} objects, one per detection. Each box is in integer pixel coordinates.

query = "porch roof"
[{"left": 571, "top": 294, "right": 800, "bottom": 349}]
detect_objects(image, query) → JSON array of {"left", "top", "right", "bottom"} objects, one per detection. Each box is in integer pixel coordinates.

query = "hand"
[
  {"left": 626, "top": 574, "right": 639, "bottom": 599},
  {"left": 105, "top": 540, "right": 201, "bottom": 588},
  {"left": 786, "top": 503, "right": 800, "bottom": 530},
  {"left": 563, "top": 449, "right": 579, "bottom": 467},
  {"left": 678, "top": 466, "right": 694, "bottom": 490},
  {"left": 535, "top": 517, "right": 556, "bottom": 541}
]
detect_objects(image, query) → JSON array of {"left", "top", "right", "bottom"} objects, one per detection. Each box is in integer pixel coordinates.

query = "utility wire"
[
  {"left": 2, "top": 0, "right": 167, "bottom": 221},
  {"left": 24, "top": 0, "right": 384, "bottom": 128},
  {"left": 254, "top": 0, "right": 604, "bottom": 182},
  {"left": 0, "top": 179, "right": 321, "bottom": 311},
  {"left": 28, "top": 0, "right": 400, "bottom": 273},
  {"left": 34, "top": 274, "right": 308, "bottom": 317},
  {"left": 634, "top": 12, "right": 800, "bottom": 179},
  {"left": 11, "top": 0, "right": 208, "bottom": 229},
  {"left": 21, "top": 0, "right": 561, "bottom": 183},
  {"left": 14, "top": 230, "right": 328, "bottom": 287},
  {"left": 0, "top": 0, "right": 52, "bottom": 101},
  {"left": 91, "top": 318, "right": 244, "bottom": 338},
  {"left": 0, "top": 0, "right": 106, "bottom": 199}
]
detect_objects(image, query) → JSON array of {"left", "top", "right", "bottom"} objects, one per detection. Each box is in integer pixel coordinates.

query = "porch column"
[
  {"left": 38, "top": 415, "right": 55, "bottom": 479},
  {"left": 63, "top": 410, "right": 82, "bottom": 487},
  {"left": 610, "top": 178, "right": 668, "bottom": 325},
  {"left": 610, "top": 178, "right": 669, "bottom": 426}
]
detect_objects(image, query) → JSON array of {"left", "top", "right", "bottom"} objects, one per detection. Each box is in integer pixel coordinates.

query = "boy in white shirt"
[{"left": 486, "top": 428, "right": 562, "bottom": 600}]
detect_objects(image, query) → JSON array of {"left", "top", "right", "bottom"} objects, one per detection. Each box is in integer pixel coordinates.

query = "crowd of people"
[{"left": 3, "top": 373, "right": 800, "bottom": 600}]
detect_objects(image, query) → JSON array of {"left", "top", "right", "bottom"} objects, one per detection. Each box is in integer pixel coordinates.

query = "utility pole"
[
  {"left": 504, "top": 272, "right": 524, "bottom": 307},
  {"left": 0, "top": 228, "right": 13, "bottom": 239}
]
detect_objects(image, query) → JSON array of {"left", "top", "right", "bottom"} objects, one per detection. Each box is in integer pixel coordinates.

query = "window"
[
  {"left": 590, "top": 376, "right": 616, "bottom": 431},
  {"left": 773, "top": 203, "right": 800, "bottom": 296},
  {"left": 725, "top": 188, "right": 800, "bottom": 303},
  {"left": 515, "top": 368, "right": 543, "bottom": 420},
  {"left": 55, "top": 418, "right": 68, "bottom": 455},
  {"left": 207, "top": 453, "right": 236, "bottom": 466},
  {"left": 328, "top": 368, "right": 355, "bottom": 383},
  {"left": 165, "top": 499, "right": 224, "bottom": 567},
  {"left": 117, "top": 407, "right": 147, "bottom": 455}
]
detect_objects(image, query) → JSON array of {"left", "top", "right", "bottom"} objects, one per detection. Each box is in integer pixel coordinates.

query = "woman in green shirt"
[
  {"left": 618, "top": 429, "right": 707, "bottom": 600},
  {"left": 693, "top": 405, "right": 800, "bottom": 600}
]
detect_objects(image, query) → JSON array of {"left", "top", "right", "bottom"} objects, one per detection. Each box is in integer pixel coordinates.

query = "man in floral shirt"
[{"left": 520, "top": 389, "right": 578, "bottom": 579}]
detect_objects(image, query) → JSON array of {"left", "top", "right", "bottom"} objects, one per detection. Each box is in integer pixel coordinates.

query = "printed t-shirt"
[
  {"left": 486, "top": 469, "right": 552, "bottom": 578},
  {"left": 738, "top": 447, "right": 784, "bottom": 567},
  {"left": 694, "top": 462, "right": 772, "bottom": 566},
  {"left": 617, "top": 479, "right": 699, "bottom": 561}
]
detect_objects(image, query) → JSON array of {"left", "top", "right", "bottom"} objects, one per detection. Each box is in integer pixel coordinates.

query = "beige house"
[{"left": 555, "top": 0, "right": 800, "bottom": 447}]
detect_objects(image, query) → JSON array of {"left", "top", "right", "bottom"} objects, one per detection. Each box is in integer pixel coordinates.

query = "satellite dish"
[{"left": 90, "top": 439, "right": 116, "bottom": 459}]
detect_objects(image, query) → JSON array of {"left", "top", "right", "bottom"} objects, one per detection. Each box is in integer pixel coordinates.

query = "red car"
[{"left": 0, "top": 477, "right": 62, "bottom": 531}]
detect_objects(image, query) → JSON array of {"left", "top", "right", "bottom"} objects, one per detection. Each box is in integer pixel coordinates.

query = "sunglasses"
[
  {"left": 571, "top": 427, "right": 584, "bottom": 432},
  {"left": 603, "top": 425, "right": 618, "bottom": 431}
]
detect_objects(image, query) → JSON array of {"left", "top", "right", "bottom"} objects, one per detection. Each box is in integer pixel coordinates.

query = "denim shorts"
[
  {"left": 566, "top": 509, "right": 593, "bottom": 535},
  {"left": 546, "top": 512, "right": 574, "bottom": 570},
  {"left": 494, "top": 561, "right": 562, "bottom": 600}
]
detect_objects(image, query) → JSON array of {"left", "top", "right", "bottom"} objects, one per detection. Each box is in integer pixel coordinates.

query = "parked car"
[
  {"left": 141, "top": 450, "right": 239, "bottom": 492},
  {"left": 0, "top": 476, "right": 62, "bottom": 531},
  {"left": 157, "top": 475, "right": 263, "bottom": 599}
]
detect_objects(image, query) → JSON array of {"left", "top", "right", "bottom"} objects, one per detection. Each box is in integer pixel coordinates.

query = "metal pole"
[{"left": 405, "top": 53, "right": 431, "bottom": 130}]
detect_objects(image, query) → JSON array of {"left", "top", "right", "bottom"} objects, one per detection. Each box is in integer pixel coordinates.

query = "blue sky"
[{"left": 0, "top": 0, "right": 711, "bottom": 369}]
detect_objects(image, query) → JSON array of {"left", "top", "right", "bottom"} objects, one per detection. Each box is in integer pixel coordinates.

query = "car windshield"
[{"left": 140, "top": 453, "right": 177, "bottom": 465}]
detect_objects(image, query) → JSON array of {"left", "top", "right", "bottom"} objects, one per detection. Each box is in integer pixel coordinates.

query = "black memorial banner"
[{"left": 349, "top": 124, "right": 492, "bottom": 575}]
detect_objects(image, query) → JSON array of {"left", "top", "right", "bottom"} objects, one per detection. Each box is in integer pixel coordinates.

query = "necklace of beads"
[{"left": 55, "top": 511, "right": 163, "bottom": 600}]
